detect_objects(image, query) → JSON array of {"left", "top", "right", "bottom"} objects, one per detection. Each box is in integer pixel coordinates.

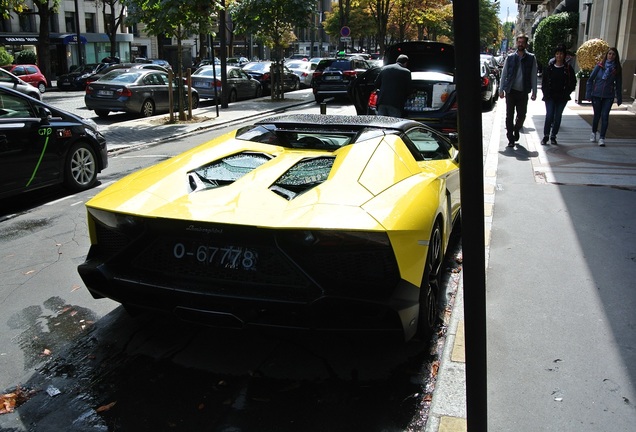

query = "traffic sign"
[
  {"left": 340, "top": 37, "right": 351, "bottom": 42},
  {"left": 340, "top": 26, "right": 351, "bottom": 37}
]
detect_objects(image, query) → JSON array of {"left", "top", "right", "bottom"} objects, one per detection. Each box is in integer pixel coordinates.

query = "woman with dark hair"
[
  {"left": 585, "top": 47, "right": 623, "bottom": 146},
  {"left": 541, "top": 44, "right": 576, "bottom": 145}
]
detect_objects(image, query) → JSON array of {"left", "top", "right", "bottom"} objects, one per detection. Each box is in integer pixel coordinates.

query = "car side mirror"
[
  {"left": 38, "top": 106, "right": 52, "bottom": 123},
  {"left": 447, "top": 133, "right": 459, "bottom": 149}
]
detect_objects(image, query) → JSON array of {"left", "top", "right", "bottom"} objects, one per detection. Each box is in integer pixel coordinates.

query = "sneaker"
[
  {"left": 589, "top": 132, "right": 598, "bottom": 142},
  {"left": 550, "top": 138, "right": 558, "bottom": 145},
  {"left": 598, "top": 138, "right": 605, "bottom": 146},
  {"left": 541, "top": 136, "right": 549, "bottom": 145}
]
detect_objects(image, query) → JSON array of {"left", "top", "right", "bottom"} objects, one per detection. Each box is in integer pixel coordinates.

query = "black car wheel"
[
  {"left": 95, "top": 110, "right": 109, "bottom": 118},
  {"left": 141, "top": 99, "right": 155, "bottom": 117},
  {"left": 229, "top": 89, "right": 238, "bottom": 103},
  {"left": 37, "top": 82, "right": 46, "bottom": 93},
  {"left": 191, "top": 93, "right": 200, "bottom": 109},
  {"left": 417, "top": 220, "right": 443, "bottom": 339},
  {"left": 64, "top": 142, "right": 98, "bottom": 191},
  {"left": 292, "top": 78, "right": 300, "bottom": 91},
  {"left": 255, "top": 86, "right": 263, "bottom": 98}
]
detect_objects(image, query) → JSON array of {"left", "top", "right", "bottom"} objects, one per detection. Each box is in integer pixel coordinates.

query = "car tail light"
[
  {"left": 343, "top": 70, "right": 357, "bottom": 77},
  {"left": 262, "top": 72, "right": 270, "bottom": 81},
  {"left": 301, "top": 72, "right": 309, "bottom": 78},
  {"left": 85, "top": 85, "right": 93, "bottom": 95},
  {"left": 482, "top": 76, "right": 490, "bottom": 87},
  {"left": 313, "top": 71, "right": 322, "bottom": 78},
  {"left": 368, "top": 91, "right": 377, "bottom": 109},
  {"left": 117, "top": 88, "right": 133, "bottom": 97}
]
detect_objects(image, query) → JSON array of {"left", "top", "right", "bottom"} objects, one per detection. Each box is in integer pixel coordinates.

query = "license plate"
[
  {"left": 324, "top": 75, "right": 341, "bottom": 81},
  {"left": 97, "top": 90, "right": 113, "bottom": 96},
  {"left": 172, "top": 242, "right": 258, "bottom": 270},
  {"left": 194, "top": 81, "right": 210, "bottom": 88}
]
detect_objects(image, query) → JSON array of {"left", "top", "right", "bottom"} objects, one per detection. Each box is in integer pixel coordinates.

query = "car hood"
[{"left": 86, "top": 132, "right": 437, "bottom": 230}]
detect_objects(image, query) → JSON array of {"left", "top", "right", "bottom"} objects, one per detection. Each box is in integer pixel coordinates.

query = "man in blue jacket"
[
  {"left": 375, "top": 54, "right": 412, "bottom": 117},
  {"left": 499, "top": 34, "right": 538, "bottom": 147}
]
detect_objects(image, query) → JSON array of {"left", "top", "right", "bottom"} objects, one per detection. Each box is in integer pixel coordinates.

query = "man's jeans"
[
  {"left": 377, "top": 105, "right": 403, "bottom": 118},
  {"left": 505, "top": 89, "right": 528, "bottom": 141}
]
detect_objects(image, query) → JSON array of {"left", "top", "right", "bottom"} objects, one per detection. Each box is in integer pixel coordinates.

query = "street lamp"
[{"left": 583, "top": 1, "right": 593, "bottom": 41}]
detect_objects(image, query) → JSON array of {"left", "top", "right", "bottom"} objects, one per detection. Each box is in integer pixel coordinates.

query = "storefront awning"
[{"left": 58, "top": 34, "right": 88, "bottom": 45}]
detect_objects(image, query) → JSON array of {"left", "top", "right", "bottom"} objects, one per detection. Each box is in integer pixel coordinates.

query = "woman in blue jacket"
[{"left": 585, "top": 47, "right": 622, "bottom": 146}]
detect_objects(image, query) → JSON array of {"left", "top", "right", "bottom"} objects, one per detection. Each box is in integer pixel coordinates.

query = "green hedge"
[
  {"left": 15, "top": 50, "right": 37, "bottom": 65},
  {"left": 533, "top": 12, "right": 578, "bottom": 69}
]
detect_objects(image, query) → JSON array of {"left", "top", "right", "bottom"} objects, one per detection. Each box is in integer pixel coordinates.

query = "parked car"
[
  {"left": 1, "top": 64, "right": 48, "bottom": 93},
  {"left": 480, "top": 53, "right": 501, "bottom": 83},
  {"left": 134, "top": 58, "right": 172, "bottom": 69},
  {"left": 285, "top": 60, "right": 317, "bottom": 88},
  {"left": 191, "top": 65, "right": 262, "bottom": 101},
  {"left": 311, "top": 57, "right": 372, "bottom": 103},
  {"left": 0, "top": 67, "right": 42, "bottom": 100},
  {"left": 57, "top": 63, "right": 114, "bottom": 90},
  {"left": 85, "top": 63, "right": 171, "bottom": 87},
  {"left": 349, "top": 41, "right": 458, "bottom": 134},
  {"left": 77, "top": 114, "right": 460, "bottom": 342},
  {"left": 242, "top": 61, "right": 300, "bottom": 95},
  {"left": 0, "top": 86, "right": 107, "bottom": 199},
  {"left": 480, "top": 60, "right": 498, "bottom": 110},
  {"left": 227, "top": 57, "right": 249, "bottom": 67},
  {"left": 84, "top": 69, "right": 199, "bottom": 118}
]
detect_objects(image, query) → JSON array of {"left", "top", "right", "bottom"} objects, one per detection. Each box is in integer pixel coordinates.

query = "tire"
[
  {"left": 141, "top": 99, "right": 155, "bottom": 117},
  {"left": 292, "top": 78, "right": 300, "bottom": 91},
  {"left": 95, "top": 110, "right": 109, "bottom": 118},
  {"left": 38, "top": 82, "right": 46, "bottom": 93},
  {"left": 64, "top": 142, "right": 98, "bottom": 192},
  {"left": 229, "top": 89, "right": 238, "bottom": 103},
  {"left": 255, "top": 86, "right": 263, "bottom": 98},
  {"left": 417, "top": 220, "right": 443, "bottom": 340},
  {"left": 191, "top": 93, "right": 200, "bottom": 109}
]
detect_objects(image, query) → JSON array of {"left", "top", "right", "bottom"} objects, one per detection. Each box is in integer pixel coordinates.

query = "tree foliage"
[
  {"left": 0, "top": 47, "right": 14, "bottom": 65},
  {"left": 533, "top": 12, "right": 578, "bottom": 68},
  {"left": 478, "top": 0, "right": 499, "bottom": 52},
  {"left": 1, "top": 0, "right": 26, "bottom": 19},
  {"left": 229, "top": 0, "right": 315, "bottom": 60},
  {"left": 98, "top": 0, "right": 127, "bottom": 59}
]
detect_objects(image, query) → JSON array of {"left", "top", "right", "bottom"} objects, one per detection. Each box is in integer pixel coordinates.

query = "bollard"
[{"left": 320, "top": 102, "right": 327, "bottom": 115}]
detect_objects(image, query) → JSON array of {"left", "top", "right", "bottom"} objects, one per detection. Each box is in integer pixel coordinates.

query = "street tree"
[
  {"left": 479, "top": 0, "right": 499, "bottom": 52},
  {"left": 32, "top": 0, "right": 59, "bottom": 86},
  {"left": 125, "top": 0, "right": 220, "bottom": 120},
  {"left": 413, "top": 0, "right": 452, "bottom": 42},
  {"left": 97, "top": 0, "right": 127, "bottom": 60},
  {"left": 229, "top": 0, "right": 315, "bottom": 61},
  {"left": 322, "top": 3, "right": 374, "bottom": 51},
  {"left": 1, "top": 0, "right": 26, "bottom": 18},
  {"left": 366, "top": 0, "right": 392, "bottom": 55}
]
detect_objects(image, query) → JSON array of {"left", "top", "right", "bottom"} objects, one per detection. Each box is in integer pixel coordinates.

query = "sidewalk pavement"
[
  {"left": 97, "top": 91, "right": 636, "bottom": 431},
  {"left": 427, "top": 96, "right": 636, "bottom": 431}
]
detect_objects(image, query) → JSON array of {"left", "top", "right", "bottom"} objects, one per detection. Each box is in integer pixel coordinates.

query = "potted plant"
[{"left": 575, "top": 38, "right": 609, "bottom": 103}]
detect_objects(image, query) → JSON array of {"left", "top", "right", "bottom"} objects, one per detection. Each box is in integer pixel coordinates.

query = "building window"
[
  {"left": 65, "top": 12, "right": 76, "bottom": 33},
  {"left": 18, "top": 13, "right": 35, "bottom": 32},
  {"left": 85, "top": 13, "right": 95, "bottom": 33},
  {"left": 49, "top": 14, "right": 59, "bottom": 33},
  {"left": 0, "top": 18, "right": 11, "bottom": 33}
]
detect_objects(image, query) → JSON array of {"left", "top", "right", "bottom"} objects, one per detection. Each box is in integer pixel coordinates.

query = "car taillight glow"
[
  {"left": 368, "top": 91, "right": 377, "bottom": 108},
  {"left": 117, "top": 88, "right": 133, "bottom": 97},
  {"left": 262, "top": 73, "right": 270, "bottom": 80},
  {"left": 313, "top": 71, "right": 322, "bottom": 78},
  {"left": 343, "top": 70, "right": 357, "bottom": 77},
  {"left": 482, "top": 76, "right": 490, "bottom": 87}
]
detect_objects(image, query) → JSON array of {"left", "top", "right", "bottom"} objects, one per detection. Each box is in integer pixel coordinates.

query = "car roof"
[
  {"left": 256, "top": 114, "right": 423, "bottom": 133},
  {"left": 385, "top": 41, "right": 454, "bottom": 74}
]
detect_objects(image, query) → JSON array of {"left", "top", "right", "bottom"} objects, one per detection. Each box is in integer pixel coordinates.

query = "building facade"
[{"left": 0, "top": 0, "right": 133, "bottom": 78}]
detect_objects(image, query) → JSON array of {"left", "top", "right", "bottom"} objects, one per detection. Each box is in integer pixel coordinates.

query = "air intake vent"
[
  {"left": 270, "top": 156, "right": 335, "bottom": 200},
  {"left": 187, "top": 152, "right": 273, "bottom": 192}
]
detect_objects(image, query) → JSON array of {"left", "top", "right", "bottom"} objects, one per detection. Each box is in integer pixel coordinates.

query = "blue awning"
[{"left": 60, "top": 34, "right": 88, "bottom": 45}]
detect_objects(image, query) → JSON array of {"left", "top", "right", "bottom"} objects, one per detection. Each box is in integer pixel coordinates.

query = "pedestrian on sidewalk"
[
  {"left": 374, "top": 54, "right": 412, "bottom": 117},
  {"left": 541, "top": 44, "right": 576, "bottom": 145},
  {"left": 499, "top": 34, "right": 538, "bottom": 148},
  {"left": 585, "top": 47, "right": 622, "bottom": 147}
]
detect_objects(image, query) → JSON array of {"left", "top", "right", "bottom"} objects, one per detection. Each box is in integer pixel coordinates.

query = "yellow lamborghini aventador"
[{"left": 78, "top": 114, "right": 460, "bottom": 342}]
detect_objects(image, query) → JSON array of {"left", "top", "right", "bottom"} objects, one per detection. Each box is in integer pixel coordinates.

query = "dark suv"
[{"left": 311, "top": 57, "right": 371, "bottom": 103}]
